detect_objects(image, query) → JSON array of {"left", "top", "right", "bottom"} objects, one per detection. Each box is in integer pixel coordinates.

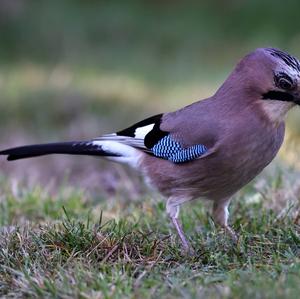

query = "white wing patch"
[{"left": 134, "top": 124, "right": 154, "bottom": 139}]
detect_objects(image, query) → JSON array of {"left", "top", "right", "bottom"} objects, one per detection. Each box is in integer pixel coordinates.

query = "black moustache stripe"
[{"left": 262, "top": 90, "right": 294, "bottom": 102}]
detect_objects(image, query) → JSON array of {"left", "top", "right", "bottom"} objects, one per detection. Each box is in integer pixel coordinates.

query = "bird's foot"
[
  {"left": 181, "top": 241, "right": 195, "bottom": 256},
  {"left": 224, "top": 226, "right": 238, "bottom": 243}
]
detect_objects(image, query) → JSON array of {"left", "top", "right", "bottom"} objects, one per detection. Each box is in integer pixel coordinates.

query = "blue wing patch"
[{"left": 151, "top": 135, "right": 207, "bottom": 163}]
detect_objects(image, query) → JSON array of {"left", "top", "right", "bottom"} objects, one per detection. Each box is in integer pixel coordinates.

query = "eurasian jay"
[{"left": 1, "top": 47, "right": 299, "bottom": 252}]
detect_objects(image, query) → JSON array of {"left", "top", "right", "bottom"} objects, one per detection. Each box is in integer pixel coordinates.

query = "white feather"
[
  {"left": 94, "top": 134, "right": 149, "bottom": 151},
  {"left": 92, "top": 140, "right": 142, "bottom": 169}
]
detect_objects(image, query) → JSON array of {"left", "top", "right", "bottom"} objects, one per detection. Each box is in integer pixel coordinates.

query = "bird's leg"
[
  {"left": 171, "top": 216, "right": 190, "bottom": 251},
  {"left": 212, "top": 198, "right": 238, "bottom": 242},
  {"left": 166, "top": 199, "right": 191, "bottom": 252}
]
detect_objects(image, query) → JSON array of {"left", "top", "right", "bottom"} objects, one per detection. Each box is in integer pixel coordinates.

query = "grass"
[{"left": 1, "top": 172, "right": 300, "bottom": 298}]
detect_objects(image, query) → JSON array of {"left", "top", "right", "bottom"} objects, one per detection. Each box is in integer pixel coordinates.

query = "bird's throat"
[{"left": 259, "top": 100, "right": 294, "bottom": 123}]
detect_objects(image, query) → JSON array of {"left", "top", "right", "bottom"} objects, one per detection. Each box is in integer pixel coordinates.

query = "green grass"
[{"left": 1, "top": 175, "right": 300, "bottom": 298}]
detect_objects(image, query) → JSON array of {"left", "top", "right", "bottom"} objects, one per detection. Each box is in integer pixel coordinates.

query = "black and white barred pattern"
[{"left": 152, "top": 135, "right": 207, "bottom": 163}]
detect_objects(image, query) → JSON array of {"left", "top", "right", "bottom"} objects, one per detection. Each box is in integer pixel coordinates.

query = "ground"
[{"left": 1, "top": 167, "right": 300, "bottom": 298}]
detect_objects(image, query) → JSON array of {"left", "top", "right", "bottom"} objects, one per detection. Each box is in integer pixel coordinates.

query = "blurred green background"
[{"left": 1, "top": 0, "right": 300, "bottom": 195}]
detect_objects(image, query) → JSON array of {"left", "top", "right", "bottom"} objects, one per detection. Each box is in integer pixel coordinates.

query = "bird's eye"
[
  {"left": 275, "top": 73, "right": 295, "bottom": 90},
  {"left": 278, "top": 77, "right": 293, "bottom": 90}
]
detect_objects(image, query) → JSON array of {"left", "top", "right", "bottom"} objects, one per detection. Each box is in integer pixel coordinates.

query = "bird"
[{"left": 1, "top": 47, "right": 299, "bottom": 252}]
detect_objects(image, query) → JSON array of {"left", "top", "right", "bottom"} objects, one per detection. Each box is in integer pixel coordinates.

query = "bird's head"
[
  {"left": 260, "top": 48, "right": 300, "bottom": 102},
  {"left": 223, "top": 47, "right": 300, "bottom": 123}
]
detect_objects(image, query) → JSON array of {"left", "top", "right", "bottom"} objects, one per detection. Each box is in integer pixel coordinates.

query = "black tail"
[{"left": 0, "top": 141, "right": 118, "bottom": 161}]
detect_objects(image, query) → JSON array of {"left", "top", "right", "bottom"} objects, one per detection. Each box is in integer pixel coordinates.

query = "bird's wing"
[{"left": 95, "top": 112, "right": 217, "bottom": 163}]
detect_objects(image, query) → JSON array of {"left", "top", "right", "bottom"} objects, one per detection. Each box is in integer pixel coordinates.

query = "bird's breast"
[{"left": 208, "top": 121, "right": 285, "bottom": 198}]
